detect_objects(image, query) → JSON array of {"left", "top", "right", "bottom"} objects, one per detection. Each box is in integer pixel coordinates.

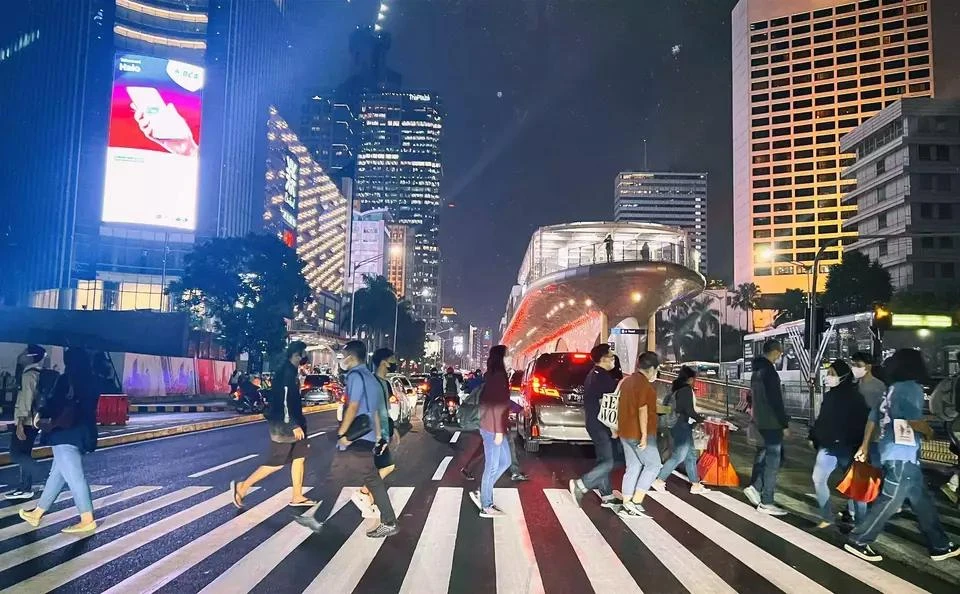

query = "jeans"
[
  {"left": 812, "top": 448, "right": 867, "bottom": 523},
  {"left": 480, "top": 429, "right": 512, "bottom": 509},
  {"left": 465, "top": 429, "right": 520, "bottom": 476},
  {"left": 581, "top": 425, "right": 617, "bottom": 495},
  {"left": 621, "top": 437, "right": 662, "bottom": 498},
  {"left": 749, "top": 429, "right": 783, "bottom": 505},
  {"left": 10, "top": 426, "right": 41, "bottom": 492},
  {"left": 849, "top": 460, "right": 950, "bottom": 553},
  {"left": 657, "top": 422, "right": 700, "bottom": 484},
  {"left": 37, "top": 444, "right": 93, "bottom": 514}
]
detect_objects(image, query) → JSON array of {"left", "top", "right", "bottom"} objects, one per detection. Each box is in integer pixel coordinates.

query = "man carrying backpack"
[{"left": 7, "top": 345, "right": 49, "bottom": 501}]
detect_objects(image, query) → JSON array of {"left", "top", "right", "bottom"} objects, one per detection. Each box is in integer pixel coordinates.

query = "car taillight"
[
  {"left": 571, "top": 353, "right": 589, "bottom": 361},
  {"left": 531, "top": 375, "right": 560, "bottom": 398}
]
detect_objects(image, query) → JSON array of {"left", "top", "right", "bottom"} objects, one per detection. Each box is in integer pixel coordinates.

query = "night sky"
[{"left": 292, "top": 0, "right": 739, "bottom": 328}]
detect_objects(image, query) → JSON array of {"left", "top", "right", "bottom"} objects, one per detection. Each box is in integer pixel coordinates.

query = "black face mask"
[{"left": 387, "top": 362, "right": 399, "bottom": 373}]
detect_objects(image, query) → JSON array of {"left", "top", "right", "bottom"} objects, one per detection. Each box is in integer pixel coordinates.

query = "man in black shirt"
[{"left": 569, "top": 344, "right": 622, "bottom": 509}]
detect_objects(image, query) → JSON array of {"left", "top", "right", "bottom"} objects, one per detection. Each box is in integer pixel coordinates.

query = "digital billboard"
[{"left": 102, "top": 54, "right": 204, "bottom": 230}]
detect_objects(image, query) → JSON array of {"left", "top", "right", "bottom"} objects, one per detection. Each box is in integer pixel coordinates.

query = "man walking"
[
  {"left": 570, "top": 344, "right": 622, "bottom": 509},
  {"left": 744, "top": 339, "right": 789, "bottom": 515},
  {"left": 6, "top": 345, "right": 47, "bottom": 501},
  {"left": 231, "top": 341, "right": 314, "bottom": 510},
  {"left": 616, "top": 351, "right": 663, "bottom": 518}
]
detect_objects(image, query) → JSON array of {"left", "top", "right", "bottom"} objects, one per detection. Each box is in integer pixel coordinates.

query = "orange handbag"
[{"left": 837, "top": 461, "right": 883, "bottom": 503}]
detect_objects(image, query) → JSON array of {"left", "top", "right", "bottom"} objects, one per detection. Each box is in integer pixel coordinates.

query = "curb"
[
  {"left": 0, "top": 403, "right": 338, "bottom": 466},
  {"left": 129, "top": 404, "right": 231, "bottom": 413}
]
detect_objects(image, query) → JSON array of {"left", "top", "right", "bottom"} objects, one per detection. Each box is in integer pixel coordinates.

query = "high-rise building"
[
  {"left": 731, "top": 0, "right": 960, "bottom": 294},
  {"left": 266, "top": 106, "right": 348, "bottom": 334},
  {"left": 300, "top": 94, "right": 356, "bottom": 183},
  {"left": 355, "top": 90, "right": 443, "bottom": 326},
  {"left": 347, "top": 208, "right": 391, "bottom": 293},
  {"left": 614, "top": 172, "right": 708, "bottom": 272},
  {"left": 386, "top": 223, "right": 415, "bottom": 297},
  {"left": 839, "top": 97, "right": 960, "bottom": 292}
]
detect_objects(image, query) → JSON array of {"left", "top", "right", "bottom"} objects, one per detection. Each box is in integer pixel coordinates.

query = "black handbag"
[{"left": 344, "top": 413, "right": 372, "bottom": 441}]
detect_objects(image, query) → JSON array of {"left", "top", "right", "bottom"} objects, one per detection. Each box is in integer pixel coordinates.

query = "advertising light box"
[{"left": 102, "top": 54, "right": 204, "bottom": 230}]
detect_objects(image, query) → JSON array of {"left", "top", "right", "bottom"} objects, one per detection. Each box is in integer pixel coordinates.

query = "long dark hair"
[
  {"left": 885, "top": 348, "right": 928, "bottom": 384},
  {"left": 672, "top": 365, "right": 696, "bottom": 391},
  {"left": 63, "top": 348, "right": 94, "bottom": 390},
  {"left": 486, "top": 345, "right": 507, "bottom": 377}
]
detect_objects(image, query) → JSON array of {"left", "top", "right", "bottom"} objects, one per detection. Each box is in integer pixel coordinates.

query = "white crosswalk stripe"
[
  {"left": 0, "top": 485, "right": 109, "bottom": 520},
  {"left": 0, "top": 480, "right": 948, "bottom": 593}
]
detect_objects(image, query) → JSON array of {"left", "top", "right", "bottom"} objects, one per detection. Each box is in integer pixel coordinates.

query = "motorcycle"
[
  {"left": 422, "top": 392, "right": 462, "bottom": 432},
  {"left": 233, "top": 382, "right": 266, "bottom": 414}
]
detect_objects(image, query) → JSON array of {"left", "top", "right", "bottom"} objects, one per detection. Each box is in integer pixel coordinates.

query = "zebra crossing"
[{"left": 0, "top": 478, "right": 955, "bottom": 593}]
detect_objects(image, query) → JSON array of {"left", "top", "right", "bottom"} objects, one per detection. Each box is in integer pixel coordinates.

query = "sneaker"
[
  {"left": 18, "top": 509, "right": 41, "bottom": 528},
  {"left": 511, "top": 472, "right": 529, "bottom": 482},
  {"left": 468, "top": 490, "right": 482, "bottom": 511},
  {"left": 569, "top": 479, "right": 587, "bottom": 507},
  {"left": 460, "top": 467, "right": 476, "bottom": 481},
  {"left": 366, "top": 522, "right": 399, "bottom": 538},
  {"left": 757, "top": 503, "right": 788, "bottom": 516},
  {"left": 61, "top": 522, "right": 97, "bottom": 535},
  {"left": 837, "top": 510, "right": 855, "bottom": 525},
  {"left": 617, "top": 501, "right": 649, "bottom": 519},
  {"left": 743, "top": 485, "right": 761, "bottom": 507},
  {"left": 690, "top": 484, "right": 712, "bottom": 495},
  {"left": 480, "top": 505, "right": 506, "bottom": 518},
  {"left": 351, "top": 490, "right": 378, "bottom": 519},
  {"left": 651, "top": 480, "right": 667, "bottom": 493},
  {"left": 844, "top": 542, "right": 882, "bottom": 562},
  {"left": 293, "top": 515, "right": 324, "bottom": 532},
  {"left": 4, "top": 490, "right": 33, "bottom": 501},
  {"left": 600, "top": 494, "right": 623, "bottom": 509},
  {"left": 930, "top": 542, "right": 960, "bottom": 562},
  {"left": 941, "top": 484, "right": 959, "bottom": 505}
]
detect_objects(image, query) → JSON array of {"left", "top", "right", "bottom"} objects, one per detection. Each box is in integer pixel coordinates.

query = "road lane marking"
[
  {"left": 302, "top": 487, "right": 415, "bottom": 594},
  {"left": 0, "top": 486, "right": 212, "bottom": 575},
  {"left": 308, "top": 431, "right": 326, "bottom": 439},
  {"left": 616, "top": 507, "right": 735, "bottom": 594},
  {"left": 200, "top": 487, "right": 357, "bottom": 594},
  {"left": 449, "top": 431, "right": 461, "bottom": 443},
  {"left": 188, "top": 454, "right": 259, "bottom": 478},
  {"left": 0, "top": 485, "right": 109, "bottom": 520},
  {"left": 702, "top": 491, "right": 931, "bottom": 594},
  {"left": 432, "top": 456, "right": 453, "bottom": 480},
  {"left": 646, "top": 491, "right": 831, "bottom": 594},
  {"left": 399, "top": 487, "right": 461, "bottom": 593},
  {"left": 102, "top": 487, "right": 311, "bottom": 594},
  {"left": 493, "top": 488, "right": 545, "bottom": 594},
  {"left": 0, "top": 486, "right": 158, "bottom": 542},
  {"left": 543, "top": 489, "right": 642, "bottom": 593}
]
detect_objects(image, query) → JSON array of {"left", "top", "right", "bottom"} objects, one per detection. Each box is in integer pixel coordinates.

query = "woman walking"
[
  {"left": 468, "top": 345, "right": 513, "bottom": 518},
  {"left": 810, "top": 360, "right": 869, "bottom": 528},
  {"left": 652, "top": 365, "right": 710, "bottom": 495},
  {"left": 19, "top": 348, "right": 100, "bottom": 534}
]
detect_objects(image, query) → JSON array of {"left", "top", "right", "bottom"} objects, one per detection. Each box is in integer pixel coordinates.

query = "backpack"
[
  {"left": 458, "top": 383, "right": 483, "bottom": 432},
  {"left": 658, "top": 390, "right": 678, "bottom": 430},
  {"left": 930, "top": 376, "right": 959, "bottom": 422},
  {"left": 25, "top": 368, "right": 60, "bottom": 418}
]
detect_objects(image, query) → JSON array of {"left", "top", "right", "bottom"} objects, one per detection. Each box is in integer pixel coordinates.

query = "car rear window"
[
  {"left": 534, "top": 353, "right": 593, "bottom": 389},
  {"left": 509, "top": 370, "right": 524, "bottom": 388},
  {"left": 305, "top": 374, "right": 328, "bottom": 385}
]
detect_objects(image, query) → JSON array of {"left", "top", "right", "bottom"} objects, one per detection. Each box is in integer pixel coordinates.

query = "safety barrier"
[{"left": 96, "top": 394, "right": 129, "bottom": 426}]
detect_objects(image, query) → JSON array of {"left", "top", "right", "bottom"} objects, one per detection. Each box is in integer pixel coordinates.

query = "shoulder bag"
[
  {"left": 342, "top": 370, "right": 372, "bottom": 441},
  {"left": 598, "top": 379, "right": 624, "bottom": 431}
]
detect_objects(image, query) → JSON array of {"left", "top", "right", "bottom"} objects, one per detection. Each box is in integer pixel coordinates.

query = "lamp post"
[
  {"left": 392, "top": 295, "right": 402, "bottom": 351},
  {"left": 349, "top": 253, "right": 385, "bottom": 338}
]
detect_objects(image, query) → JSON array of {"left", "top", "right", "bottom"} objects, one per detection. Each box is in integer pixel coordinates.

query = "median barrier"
[{"left": 97, "top": 394, "right": 129, "bottom": 426}]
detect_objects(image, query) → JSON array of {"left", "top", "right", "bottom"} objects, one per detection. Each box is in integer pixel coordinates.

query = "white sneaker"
[
  {"left": 468, "top": 490, "right": 482, "bottom": 511},
  {"left": 757, "top": 503, "right": 788, "bottom": 516},
  {"left": 743, "top": 485, "right": 761, "bottom": 507},
  {"left": 4, "top": 490, "right": 34, "bottom": 501},
  {"left": 651, "top": 480, "right": 667, "bottom": 493},
  {"left": 351, "top": 490, "right": 378, "bottom": 518},
  {"left": 690, "top": 484, "right": 712, "bottom": 495}
]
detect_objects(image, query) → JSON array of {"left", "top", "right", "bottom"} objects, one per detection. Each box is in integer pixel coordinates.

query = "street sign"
[{"left": 612, "top": 328, "right": 643, "bottom": 335}]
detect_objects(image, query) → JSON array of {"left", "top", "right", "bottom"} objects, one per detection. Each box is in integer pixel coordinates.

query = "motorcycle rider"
[{"left": 424, "top": 368, "right": 445, "bottom": 426}]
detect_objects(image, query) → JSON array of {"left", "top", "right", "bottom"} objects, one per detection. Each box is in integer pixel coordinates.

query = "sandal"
[
  {"left": 230, "top": 480, "right": 244, "bottom": 509},
  {"left": 289, "top": 498, "right": 319, "bottom": 508}
]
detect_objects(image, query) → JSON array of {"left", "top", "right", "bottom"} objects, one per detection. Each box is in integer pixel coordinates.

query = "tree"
[
  {"left": 732, "top": 282, "right": 762, "bottom": 332},
  {"left": 773, "top": 288, "right": 807, "bottom": 326},
  {"left": 169, "top": 234, "right": 311, "bottom": 362},
  {"left": 822, "top": 252, "right": 893, "bottom": 315},
  {"left": 657, "top": 298, "right": 720, "bottom": 362},
  {"left": 343, "top": 275, "right": 426, "bottom": 361}
]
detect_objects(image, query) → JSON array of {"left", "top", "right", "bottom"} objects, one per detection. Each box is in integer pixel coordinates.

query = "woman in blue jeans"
[
  {"left": 468, "top": 345, "right": 512, "bottom": 518},
  {"left": 652, "top": 366, "right": 710, "bottom": 495},
  {"left": 810, "top": 360, "right": 869, "bottom": 528},
  {"left": 19, "top": 349, "right": 100, "bottom": 534}
]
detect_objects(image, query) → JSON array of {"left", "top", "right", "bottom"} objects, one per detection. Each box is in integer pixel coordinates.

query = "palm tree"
[
  {"left": 732, "top": 282, "right": 761, "bottom": 333},
  {"left": 774, "top": 288, "right": 807, "bottom": 327}
]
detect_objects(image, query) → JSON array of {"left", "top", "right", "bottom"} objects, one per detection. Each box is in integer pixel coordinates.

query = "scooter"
[{"left": 233, "top": 383, "right": 266, "bottom": 414}]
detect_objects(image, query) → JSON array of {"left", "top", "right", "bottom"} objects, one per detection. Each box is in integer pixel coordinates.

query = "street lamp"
[{"left": 349, "top": 253, "right": 385, "bottom": 338}]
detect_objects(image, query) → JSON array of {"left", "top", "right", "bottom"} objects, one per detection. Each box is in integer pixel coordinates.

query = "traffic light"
[
  {"left": 873, "top": 305, "right": 892, "bottom": 332},
  {"left": 804, "top": 306, "right": 827, "bottom": 350}
]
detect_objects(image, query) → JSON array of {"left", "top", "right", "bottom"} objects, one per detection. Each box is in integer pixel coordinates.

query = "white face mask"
[
  {"left": 851, "top": 367, "right": 867, "bottom": 379},
  {"left": 338, "top": 358, "right": 352, "bottom": 371},
  {"left": 824, "top": 375, "right": 841, "bottom": 388}
]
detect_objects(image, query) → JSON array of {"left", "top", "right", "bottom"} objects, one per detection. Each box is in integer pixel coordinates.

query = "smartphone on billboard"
[{"left": 127, "top": 86, "right": 192, "bottom": 141}]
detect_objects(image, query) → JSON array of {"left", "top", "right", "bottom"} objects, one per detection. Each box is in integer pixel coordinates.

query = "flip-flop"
[
  {"left": 230, "top": 480, "right": 244, "bottom": 509},
  {"left": 289, "top": 498, "right": 319, "bottom": 508}
]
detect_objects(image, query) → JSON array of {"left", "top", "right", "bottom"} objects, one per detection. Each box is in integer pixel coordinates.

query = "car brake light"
[
  {"left": 531, "top": 375, "right": 560, "bottom": 398},
  {"left": 531, "top": 423, "right": 540, "bottom": 437},
  {"left": 571, "top": 353, "right": 589, "bottom": 361}
]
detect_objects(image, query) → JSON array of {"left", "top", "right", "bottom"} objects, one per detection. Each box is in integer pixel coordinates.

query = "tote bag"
[{"left": 598, "top": 380, "right": 624, "bottom": 431}]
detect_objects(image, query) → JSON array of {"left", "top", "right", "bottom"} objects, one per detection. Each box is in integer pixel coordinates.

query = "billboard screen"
[{"left": 102, "top": 54, "right": 204, "bottom": 230}]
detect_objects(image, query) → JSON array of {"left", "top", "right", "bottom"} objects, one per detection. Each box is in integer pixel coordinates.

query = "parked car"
[
  {"left": 516, "top": 352, "right": 594, "bottom": 453},
  {"left": 301, "top": 374, "right": 342, "bottom": 404},
  {"left": 408, "top": 373, "right": 431, "bottom": 402},
  {"left": 335, "top": 375, "right": 413, "bottom": 425},
  {"left": 389, "top": 374, "right": 419, "bottom": 414}
]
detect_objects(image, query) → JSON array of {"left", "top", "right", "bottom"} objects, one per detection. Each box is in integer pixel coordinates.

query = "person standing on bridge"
[{"left": 744, "top": 339, "right": 789, "bottom": 516}]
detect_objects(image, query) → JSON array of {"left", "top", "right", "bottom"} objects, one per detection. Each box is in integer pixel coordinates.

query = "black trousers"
[{"left": 331, "top": 441, "right": 397, "bottom": 524}]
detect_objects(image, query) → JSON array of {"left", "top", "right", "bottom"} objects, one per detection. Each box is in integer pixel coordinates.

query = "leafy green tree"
[
  {"left": 732, "top": 282, "right": 762, "bottom": 332},
  {"left": 773, "top": 288, "right": 808, "bottom": 326},
  {"left": 822, "top": 252, "right": 892, "bottom": 315},
  {"left": 169, "top": 234, "right": 311, "bottom": 361}
]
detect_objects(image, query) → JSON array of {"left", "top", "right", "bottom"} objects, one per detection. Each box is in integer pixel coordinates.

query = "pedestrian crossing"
[{"left": 0, "top": 479, "right": 955, "bottom": 594}]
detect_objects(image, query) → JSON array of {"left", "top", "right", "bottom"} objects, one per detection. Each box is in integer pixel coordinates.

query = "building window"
[
  {"left": 921, "top": 237, "right": 935, "bottom": 249},
  {"left": 878, "top": 213, "right": 887, "bottom": 228},
  {"left": 918, "top": 144, "right": 950, "bottom": 162},
  {"left": 940, "top": 237, "right": 954, "bottom": 250},
  {"left": 876, "top": 160, "right": 885, "bottom": 175},
  {"left": 939, "top": 204, "right": 954, "bottom": 220},
  {"left": 944, "top": 263, "right": 956, "bottom": 279},
  {"left": 919, "top": 262, "right": 936, "bottom": 278},
  {"left": 879, "top": 242, "right": 888, "bottom": 257},
  {"left": 920, "top": 203, "right": 933, "bottom": 218}
]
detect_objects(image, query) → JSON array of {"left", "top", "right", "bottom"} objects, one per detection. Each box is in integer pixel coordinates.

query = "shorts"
[
  {"left": 266, "top": 439, "right": 309, "bottom": 466},
  {"left": 374, "top": 444, "right": 394, "bottom": 470}
]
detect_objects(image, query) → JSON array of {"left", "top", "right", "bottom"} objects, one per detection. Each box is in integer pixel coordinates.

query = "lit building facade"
[
  {"left": 386, "top": 223, "right": 415, "bottom": 297},
  {"left": 840, "top": 97, "right": 960, "bottom": 292},
  {"left": 732, "top": 0, "right": 960, "bottom": 294},
  {"left": 113, "top": 0, "right": 207, "bottom": 62},
  {"left": 355, "top": 90, "right": 443, "bottom": 328},
  {"left": 266, "top": 107, "right": 348, "bottom": 333},
  {"left": 614, "top": 172, "right": 708, "bottom": 273},
  {"left": 347, "top": 208, "right": 391, "bottom": 293}
]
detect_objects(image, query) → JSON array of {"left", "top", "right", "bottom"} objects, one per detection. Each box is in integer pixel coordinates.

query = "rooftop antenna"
[{"left": 642, "top": 138, "right": 648, "bottom": 171}]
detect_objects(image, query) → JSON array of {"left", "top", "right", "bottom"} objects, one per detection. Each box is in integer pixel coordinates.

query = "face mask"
[
  {"left": 338, "top": 358, "right": 351, "bottom": 371},
  {"left": 299, "top": 356, "right": 309, "bottom": 366},
  {"left": 824, "top": 375, "right": 841, "bottom": 388},
  {"left": 387, "top": 362, "right": 398, "bottom": 373},
  {"left": 851, "top": 367, "right": 867, "bottom": 379}
]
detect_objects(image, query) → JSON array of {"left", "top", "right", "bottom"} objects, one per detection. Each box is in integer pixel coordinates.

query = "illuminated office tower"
[{"left": 731, "top": 0, "right": 960, "bottom": 293}]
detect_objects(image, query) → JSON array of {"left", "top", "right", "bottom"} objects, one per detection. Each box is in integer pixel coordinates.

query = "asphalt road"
[{"left": 0, "top": 409, "right": 956, "bottom": 593}]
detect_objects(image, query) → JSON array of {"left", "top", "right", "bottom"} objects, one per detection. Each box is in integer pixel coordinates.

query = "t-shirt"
[
  {"left": 617, "top": 373, "right": 657, "bottom": 441},
  {"left": 345, "top": 365, "right": 390, "bottom": 443},
  {"left": 857, "top": 375, "right": 886, "bottom": 412},
  {"left": 870, "top": 380, "right": 924, "bottom": 463}
]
